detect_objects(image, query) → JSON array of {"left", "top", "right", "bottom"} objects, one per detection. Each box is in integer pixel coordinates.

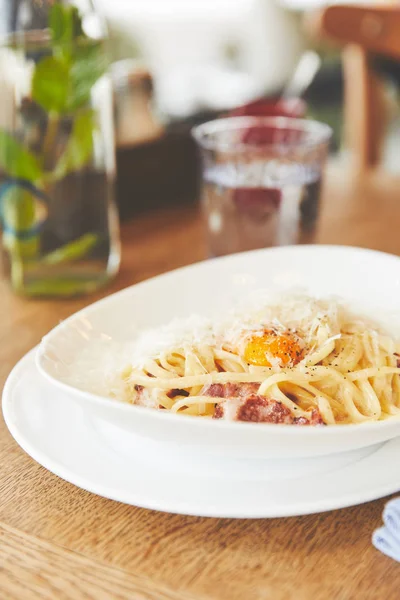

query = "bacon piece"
[
  {"left": 213, "top": 394, "right": 293, "bottom": 423},
  {"left": 225, "top": 382, "right": 261, "bottom": 398},
  {"left": 201, "top": 383, "right": 224, "bottom": 398},
  {"left": 294, "top": 409, "right": 325, "bottom": 426},
  {"left": 215, "top": 398, "right": 325, "bottom": 424},
  {"left": 133, "top": 384, "right": 157, "bottom": 408},
  {"left": 213, "top": 403, "right": 225, "bottom": 419},
  {"left": 237, "top": 395, "right": 294, "bottom": 424},
  {"left": 167, "top": 388, "right": 190, "bottom": 399},
  {"left": 293, "top": 416, "right": 309, "bottom": 425},
  {"left": 203, "top": 381, "right": 325, "bottom": 424},
  {"left": 201, "top": 382, "right": 260, "bottom": 398},
  {"left": 207, "top": 382, "right": 325, "bottom": 425},
  {"left": 310, "top": 408, "right": 325, "bottom": 425}
]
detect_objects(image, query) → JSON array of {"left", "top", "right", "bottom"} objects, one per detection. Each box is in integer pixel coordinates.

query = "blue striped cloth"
[{"left": 372, "top": 498, "right": 400, "bottom": 562}]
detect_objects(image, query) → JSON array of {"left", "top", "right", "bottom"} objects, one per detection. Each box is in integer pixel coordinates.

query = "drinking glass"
[{"left": 192, "top": 116, "right": 332, "bottom": 257}]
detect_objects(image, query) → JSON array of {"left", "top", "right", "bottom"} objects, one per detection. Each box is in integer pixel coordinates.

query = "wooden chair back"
[{"left": 311, "top": 5, "right": 400, "bottom": 171}]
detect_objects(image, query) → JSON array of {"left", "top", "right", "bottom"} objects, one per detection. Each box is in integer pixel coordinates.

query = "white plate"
[
  {"left": 3, "top": 350, "right": 400, "bottom": 518},
  {"left": 36, "top": 245, "right": 400, "bottom": 459}
]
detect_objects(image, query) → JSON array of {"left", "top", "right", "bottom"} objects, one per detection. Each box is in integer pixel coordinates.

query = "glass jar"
[{"left": 0, "top": 0, "right": 120, "bottom": 296}]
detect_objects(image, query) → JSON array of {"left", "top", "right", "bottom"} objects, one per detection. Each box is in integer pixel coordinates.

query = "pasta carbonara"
[{"left": 120, "top": 296, "right": 400, "bottom": 425}]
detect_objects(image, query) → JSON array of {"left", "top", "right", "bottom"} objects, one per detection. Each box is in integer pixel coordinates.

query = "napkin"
[{"left": 372, "top": 498, "right": 400, "bottom": 562}]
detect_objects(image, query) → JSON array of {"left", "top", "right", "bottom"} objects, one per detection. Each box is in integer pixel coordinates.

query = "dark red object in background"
[
  {"left": 228, "top": 97, "right": 306, "bottom": 119},
  {"left": 228, "top": 97, "right": 307, "bottom": 214},
  {"left": 229, "top": 97, "right": 306, "bottom": 145},
  {"left": 233, "top": 187, "right": 282, "bottom": 217},
  {"left": 240, "top": 123, "right": 303, "bottom": 146}
]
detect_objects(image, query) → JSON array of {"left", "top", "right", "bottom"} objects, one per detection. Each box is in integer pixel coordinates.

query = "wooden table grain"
[{"left": 1, "top": 167, "right": 400, "bottom": 600}]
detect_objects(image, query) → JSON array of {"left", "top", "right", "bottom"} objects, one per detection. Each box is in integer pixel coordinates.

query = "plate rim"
[{"left": 3, "top": 349, "right": 400, "bottom": 519}]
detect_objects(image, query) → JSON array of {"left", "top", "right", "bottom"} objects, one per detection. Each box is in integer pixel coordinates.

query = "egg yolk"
[{"left": 244, "top": 330, "right": 304, "bottom": 367}]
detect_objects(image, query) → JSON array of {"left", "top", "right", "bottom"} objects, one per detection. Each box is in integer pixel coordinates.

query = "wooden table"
[{"left": 1, "top": 167, "right": 400, "bottom": 600}]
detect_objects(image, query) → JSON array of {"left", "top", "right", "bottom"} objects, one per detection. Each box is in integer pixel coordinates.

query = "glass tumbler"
[{"left": 192, "top": 116, "right": 332, "bottom": 257}]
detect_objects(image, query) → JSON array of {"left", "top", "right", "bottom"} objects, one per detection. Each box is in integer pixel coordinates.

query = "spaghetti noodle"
[{"left": 120, "top": 297, "right": 400, "bottom": 425}]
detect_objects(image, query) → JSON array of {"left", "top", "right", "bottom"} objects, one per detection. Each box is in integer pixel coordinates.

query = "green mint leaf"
[
  {"left": 49, "top": 3, "right": 72, "bottom": 43},
  {"left": 21, "top": 275, "right": 101, "bottom": 296},
  {"left": 70, "top": 6, "right": 85, "bottom": 39},
  {"left": 32, "top": 56, "right": 70, "bottom": 113},
  {"left": 42, "top": 233, "right": 99, "bottom": 265},
  {"left": 68, "top": 42, "right": 108, "bottom": 110},
  {"left": 0, "top": 130, "right": 43, "bottom": 181},
  {"left": 52, "top": 109, "right": 96, "bottom": 179},
  {"left": 50, "top": 3, "right": 83, "bottom": 44},
  {"left": 42, "top": 5, "right": 106, "bottom": 113}
]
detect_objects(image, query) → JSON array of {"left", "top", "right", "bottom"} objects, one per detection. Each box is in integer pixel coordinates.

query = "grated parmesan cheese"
[
  {"left": 130, "top": 294, "right": 346, "bottom": 367},
  {"left": 56, "top": 293, "right": 400, "bottom": 402}
]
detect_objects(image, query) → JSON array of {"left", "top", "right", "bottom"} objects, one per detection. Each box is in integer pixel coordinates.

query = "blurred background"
[
  {"left": 1, "top": 0, "right": 400, "bottom": 296},
  {"left": 97, "top": 0, "right": 400, "bottom": 218}
]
